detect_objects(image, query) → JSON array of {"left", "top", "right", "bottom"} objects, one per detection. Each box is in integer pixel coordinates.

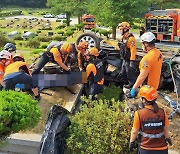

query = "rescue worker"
[
  {"left": 3, "top": 54, "right": 40, "bottom": 100},
  {"left": 86, "top": 47, "right": 104, "bottom": 99},
  {"left": 118, "top": 22, "right": 137, "bottom": 88},
  {"left": 130, "top": 32, "right": 163, "bottom": 97},
  {"left": 0, "top": 53, "right": 10, "bottom": 90},
  {"left": 77, "top": 41, "right": 89, "bottom": 71},
  {"left": 0, "top": 43, "right": 16, "bottom": 64},
  {"left": 32, "top": 41, "right": 72, "bottom": 75},
  {"left": 129, "top": 85, "right": 172, "bottom": 154}
]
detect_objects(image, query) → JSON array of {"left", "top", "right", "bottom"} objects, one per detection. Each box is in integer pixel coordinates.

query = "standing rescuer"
[
  {"left": 77, "top": 41, "right": 89, "bottom": 71},
  {"left": 130, "top": 32, "right": 163, "bottom": 98},
  {"left": 129, "top": 85, "right": 172, "bottom": 154},
  {"left": 86, "top": 47, "right": 104, "bottom": 99},
  {"left": 3, "top": 54, "right": 40, "bottom": 100},
  {"left": 118, "top": 22, "right": 137, "bottom": 89},
  {"left": 32, "top": 42, "right": 72, "bottom": 75}
]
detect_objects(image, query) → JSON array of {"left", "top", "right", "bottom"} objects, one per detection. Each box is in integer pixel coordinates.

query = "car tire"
[{"left": 76, "top": 32, "right": 100, "bottom": 50}]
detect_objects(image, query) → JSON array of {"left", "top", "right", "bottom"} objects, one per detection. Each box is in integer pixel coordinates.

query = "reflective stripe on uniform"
[{"left": 140, "top": 131, "right": 164, "bottom": 139}]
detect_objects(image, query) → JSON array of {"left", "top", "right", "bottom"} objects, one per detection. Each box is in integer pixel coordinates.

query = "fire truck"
[
  {"left": 145, "top": 9, "right": 180, "bottom": 42},
  {"left": 82, "top": 14, "right": 96, "bottom": 29}
]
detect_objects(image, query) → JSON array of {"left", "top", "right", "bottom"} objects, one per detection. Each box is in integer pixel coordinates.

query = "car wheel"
[{"left": 76, "top": 32, "right": 100, "bottom": 49}]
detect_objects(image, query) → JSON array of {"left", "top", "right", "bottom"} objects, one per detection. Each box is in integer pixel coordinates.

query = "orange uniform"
[
  {"left": 139, "top": 48, "right": 163, "bottom": 89},
  {"left": 133, "top": 105, "right": 169, "bottom": 150},
  {"left": 0, "top": 63, "right": 5, "bottom": 81},
  {"left": 50, "top": 47, "right": 63, "bottom": 63},
  {"left": 86, "top": 63, "right": 104, "bottom": 85},
  {"left": 4, "top": 61, "right": 31, "bottom": 77},
  {"left": 126, "top": 36, "right": 137, "bottom": 60}
]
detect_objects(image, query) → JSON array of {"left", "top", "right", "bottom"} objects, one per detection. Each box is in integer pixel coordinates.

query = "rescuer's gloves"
[
  {"left": 129, "top": 141, "right": 135, "bottom": 152},
  {"left": 130, "top": 88, "right": 137, "bottom": 98}
]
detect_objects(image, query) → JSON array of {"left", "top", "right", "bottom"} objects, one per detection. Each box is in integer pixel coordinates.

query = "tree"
[
  {"left": 87, "top": 0, "right": 149, "bottom": 39},
  {"left": 149, "top": 0, "right": 180, "bottom": 10},
  {"left": 47, "top": 0, "right": 88, "bottom": 26}
]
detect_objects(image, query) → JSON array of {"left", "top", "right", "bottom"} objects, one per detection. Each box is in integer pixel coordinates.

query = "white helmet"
[
  {"left": 140, "top": 32, "right": 156, "bottom": 43},
  {"left": 0, "top": 50, "right": 11, "bottom": 59}
]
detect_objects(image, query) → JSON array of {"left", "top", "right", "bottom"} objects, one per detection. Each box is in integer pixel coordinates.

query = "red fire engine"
[
  {"left": 82, "top": 14, "right": 96, "bottom": 29},
  {"left": 145, "top": 9, "right": 180, "bottom": 42}
]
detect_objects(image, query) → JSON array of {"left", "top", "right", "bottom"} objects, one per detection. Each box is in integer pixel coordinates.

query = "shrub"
[
  {"left": 0, "top": 90, "right": 41, "bottom": 139},
  {"left": 56, "top": 19, "right": 61, "bottom": 22},
  {"left": 75, "top": 24, "right": 84, "bottom": 31},
  {"left": 67, "top": 26, "right": 76, "bottom": 31},
  {"left": 61, "top": 35, "right": 67, "bottom": 41},
  {"left": 26, "top": 39, "right": 40, "bottom": 48},
  {"left": 101, "top": 86, "right": 123, "bottom": 101},
  {"left": 41, "top": 44, "right": 48, "bottom": 49},
  {"left": 57, "top": 30, "right": 65, "bottom": 35},
  {"left": 53, "top": 34, "right": 62, "bottom": 41},
  {"left": 55, "top": 24, "right": 66, "bottom": 30},
  {"left": 0, "top": 35, "right": 8, "bottom": 47},
  {"left": 36, "top": 30, "right": 41, "bottom": 34},
  {"left": 66, "top": 98, "right": 131, "bottom": 154},
  {"left": 99, "top": 29, "right": 112, "bottom": 37},
  {"left": 65, "top": 30, "right": 74, "bottom": 36},
  {"left": 37, "top": 36, "right": 51, "bottom": 42}
]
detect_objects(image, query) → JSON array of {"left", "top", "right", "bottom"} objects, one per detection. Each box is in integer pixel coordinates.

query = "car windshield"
[{"left": 85, "top": 18, "right": 95, "bottom": 22}]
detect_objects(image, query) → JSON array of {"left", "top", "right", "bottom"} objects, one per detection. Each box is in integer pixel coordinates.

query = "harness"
[{"left": 119, "top": 33, "right": 134, "bottom": 60}]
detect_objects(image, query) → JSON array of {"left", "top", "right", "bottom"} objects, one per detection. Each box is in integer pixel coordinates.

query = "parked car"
[
  {"left": 56, "top": 14, "right": 67, "bottom": 19},
  {"left": 22, "top": 32, "right": 35, "bottom": 40},
  {"left": 43, "top": 13, "right": 55, "bottom": 18}
]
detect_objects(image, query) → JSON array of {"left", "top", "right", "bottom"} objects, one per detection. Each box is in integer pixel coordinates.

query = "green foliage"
[
  {"left": 41, "top": 44, "right": 48, "bottom": 49},
  {"left": 63, "top": 19, "right": 72, "bottom": 24},
  {"left": 65, "top": 30, "right": 74, "bottom": 36},
  {"left": 30, "top": 49, "right": 43, "bottom": 55},
  {"left": 37, "top": 36, "right": 52, "bottom": 42},
  {"left": 0, "top": 90, "right": 41, "bottom": 139},
  {"left": 53, "top": 34, "right": 63, "bottom": 41},
  {"left": 56, "top": 19, "right": 61, "bottom": 22},
  {"left": 0, "top": 35, "right": 9, "bottom": 48},
  {"left": 26, "top": 39, "right": 40, "bottom": 48},
  {"left": 0, "top": 10, "right": 22, "bottom": 17},
  {"left": 101, "top": 86, "right": 123, "bottom": 101},
  {"left": 91, "top": 28, "right": 99, "bottom": 33},
  {"left": 57, "top": 30, "right": 65, "bottom": 35},
  {"left": 55, "top": 24, "right": 66, "bottom": 30},
  {"left": 67, "top": 26, "right": 76, "bottom": 31},
  {"left": 38, "top": 27, "right": 52, "bottom": 30},
  {"left": 99, "top": 29, "right": 112, "bottom": 37},
  {"left": 66, "top": 98, "right": 131, "bottom": 154},
  {"left": 14, "top": 35, "right": 23, "bottom": 40},
  {"left": 36, "top": 30, "right": 41, "bottom": 34},
  {"left": 75, "top": 24, "right": 84, "bottom": 31}
]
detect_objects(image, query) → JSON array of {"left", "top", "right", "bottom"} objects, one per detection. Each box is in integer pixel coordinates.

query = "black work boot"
[{"left": 35, "top": 94, "right": 41, "bottom": 101}]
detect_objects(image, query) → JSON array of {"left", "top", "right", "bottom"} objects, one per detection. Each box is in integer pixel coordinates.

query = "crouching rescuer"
[
  {"left": 3, "top": 54, "right": 40, "bottom": 100},
  {"left": 86, "top": 47, "right": 104, "bottom": 99},
  {"left": 129, "top": 85, "right": 172, "bottom": 154}
]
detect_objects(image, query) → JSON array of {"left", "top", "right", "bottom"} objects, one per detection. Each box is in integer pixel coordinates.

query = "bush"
[
  {"left": 53, "top": 34, "right": 62, "bottom": 41},
  {"left": 0, "top": 35, "right": 9, "bottom": 47},
  {"left": 65, "top": 30, "right": 74, "bottom": 36},
  {"left": 61, "top": 35, "right": 67, "bottom": 41},
  {"left": 37, "top": 36, "right": 52, "bottom": 42},
  {"left": 75, "top": 24, "right": 84, "bottom": 31},
  {"left": 56, "top": 19, "right": 61, "bottom": 22},
  {"left": 66, "top": 98, "right": 131, "bottom": 154},
  {"left": 41, "top": 44, "right": 48, "bottom": 49},
  {"left": 26, "top": 39, "right": 40, "bottom": 48},
  {"left": 36, "top": 30, "right": 41, "bottom": 34},
  {"left": 67, "top": 26, "right": 76, "bottom": 31},
  {"left": 55, "top": 24, "right": 66, "bottom": 30},
  {"left": 57, "top": 30, "right": 65, "bottom": 35},
  {"left": 0, "top": 90, "right": 41, "bottom": 139},
  {"left": 101, "top": 86, "right": 123, "bottom": 101}
]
